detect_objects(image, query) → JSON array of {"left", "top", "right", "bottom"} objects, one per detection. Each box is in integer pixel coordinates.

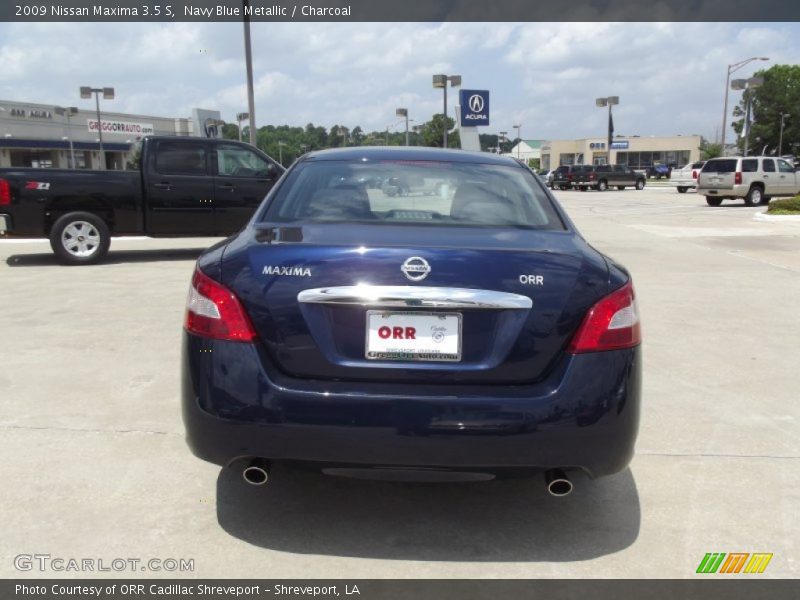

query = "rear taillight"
[
  {"left": 567, "top": 281, "right": 641, "bottom": 353},
  {"left": 734, "top": 172, "right": 742, "bottom": 185},
  {"left": 692, "top": 170, "right": 698, "bottom": 179},
  {"left": 184, "top": 268, "right": 256, "bottom": 342},
  {"left": 0, "top": 178, "right": 10, "bottom": 205}
]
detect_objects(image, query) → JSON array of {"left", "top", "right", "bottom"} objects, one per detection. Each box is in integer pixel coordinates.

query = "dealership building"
[
  {"left": 540, "top": 135, "right": 702, "bottom": 170},
  {"left": 0, "top": 99, "right": 222, "bottom": 170}
]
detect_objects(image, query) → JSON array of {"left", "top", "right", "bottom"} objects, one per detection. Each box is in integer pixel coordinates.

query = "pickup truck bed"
[{"left": 669, "top": 161, "right": 706, "bottom": 193}]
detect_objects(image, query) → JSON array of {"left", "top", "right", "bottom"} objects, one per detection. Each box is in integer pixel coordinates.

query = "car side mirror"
[{"left": 265, "top": 163, "right": 281, "bottom": 180}]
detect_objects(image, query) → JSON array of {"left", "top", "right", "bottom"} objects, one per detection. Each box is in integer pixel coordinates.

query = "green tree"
[
  {"left": 421, "top": 114, "right": 459, "bottom": 148},
  {"left": 731, "top": 64, "right": 800, "bottom": 155},
  {"left": 699, "top": 137, "right": 723, "bottom": 160},
  {"left": 221, "top": 123, "right": 240, "bottom": 140}
]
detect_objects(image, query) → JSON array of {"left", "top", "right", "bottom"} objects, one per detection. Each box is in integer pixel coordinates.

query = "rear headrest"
[
  {"left": 451, "top": 183, "right": 489, "bottom": 217},
  {"left": 306, "top": 184, "right": 373, "bottom": 220}
]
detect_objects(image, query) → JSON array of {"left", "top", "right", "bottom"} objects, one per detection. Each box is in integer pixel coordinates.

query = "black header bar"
[{"left": 3, "top": 0, "right": 800, "bottom": 22}]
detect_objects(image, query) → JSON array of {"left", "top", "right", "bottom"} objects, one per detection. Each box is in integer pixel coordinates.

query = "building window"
[{"left": 559, "top": 153, "right": 576, "bottom": 166}]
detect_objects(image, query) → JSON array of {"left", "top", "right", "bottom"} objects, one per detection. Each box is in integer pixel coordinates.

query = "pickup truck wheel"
[
  {"left": 597, "top": 180, "right": 608, "bottom": 191},
  {"left": 635, "top": 179, "right": 645, "bottom": 190},
  {"left": 49, "top": 212, "right": 110, "bottom": 265},
  {"left": 677, "top": 187, "right": 688, "bottom": 193},
  {"left": 745, "top": 186, "right": 763, "bottom": 206},
  {"left": 706, "top": 197, "right": 723, "bottom": 206}
]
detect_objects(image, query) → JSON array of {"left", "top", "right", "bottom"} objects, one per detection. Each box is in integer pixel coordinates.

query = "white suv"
[{"left": 696, "top": 156, "right": 799, "bottom": 206}]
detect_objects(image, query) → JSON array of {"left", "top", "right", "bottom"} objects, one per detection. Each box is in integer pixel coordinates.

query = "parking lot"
[{"left": 1, "top": 185, "right": 798, "bottom": 578}]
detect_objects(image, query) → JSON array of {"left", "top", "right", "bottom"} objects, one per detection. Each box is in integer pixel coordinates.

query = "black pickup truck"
[
  {"left": 577, "top": 164, "right": 646, "bottom": 191},
  {"left": 0, "top": 136, "right": 283, "bottom": 264}
]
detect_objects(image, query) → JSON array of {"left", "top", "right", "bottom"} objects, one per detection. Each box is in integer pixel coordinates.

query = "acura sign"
[{"left": 459, "top": 89, "right": 490, "bottom": 127}]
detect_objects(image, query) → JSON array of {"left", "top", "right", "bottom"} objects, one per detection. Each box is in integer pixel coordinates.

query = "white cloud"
[{"left": 0, "top": 21, "right": 798, "bottom": 143}]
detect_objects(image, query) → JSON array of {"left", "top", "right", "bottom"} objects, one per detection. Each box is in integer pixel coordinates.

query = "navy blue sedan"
[{"left": 182, "top": 147, "right": 641, "bottom": 495}]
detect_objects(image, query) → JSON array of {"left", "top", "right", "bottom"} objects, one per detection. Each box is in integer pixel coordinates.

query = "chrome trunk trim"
[{"left": 297, "top": 285, "right": 532, "bottom": 309}]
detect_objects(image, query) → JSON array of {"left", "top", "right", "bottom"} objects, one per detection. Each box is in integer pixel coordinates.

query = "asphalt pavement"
[{"left": 1, "top": 186, "right": 797, "bottom": 578}]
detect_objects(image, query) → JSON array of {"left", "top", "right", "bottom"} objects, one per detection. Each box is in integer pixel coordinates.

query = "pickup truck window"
[
  {"left": 742, "top": 159, "right": 758, "bottom": 172},
  {"left": 155, "top": 142, "right": 208, "bottom": 176},
  {"left": 217, "top": 145, "right": 271, "bottom": 178},
  {"left": 777, "top": 159, "right": 794, "bottom": 173},
  {"left": 762, "top": 159, "right": 776, "bottom": 173}
]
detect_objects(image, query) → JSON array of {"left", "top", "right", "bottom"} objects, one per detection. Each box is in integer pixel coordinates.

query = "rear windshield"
[
  {"left": 703, "top": 159, "right": 737, "bottom": 173},
  {"left": 262, "top": 160, "right": 565, "bottom": 230}
]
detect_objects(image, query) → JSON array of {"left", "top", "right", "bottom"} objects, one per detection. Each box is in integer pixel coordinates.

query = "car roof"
[{"left": 300, "top": 146, "right": 525, "bottom": 167}]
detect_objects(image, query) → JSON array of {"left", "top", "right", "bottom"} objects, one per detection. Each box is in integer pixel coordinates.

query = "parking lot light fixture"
[
  {"left": 55, "top": 106, "right": 78, "bottom": 169},
  {"left": 720, "top": 57, "right": 769, "bottom": 152},
  {"left": 396, "top": 108, "right": 409, "bottom": 146},
  {"left": 595, "top": 97, "right": 619, "bottom": 165},
  {"left": 236, "top": 112, "right": 250, "bottom": 142},
  {"left": 432, "top": 74, "right": 461, "bottom": 148},
  {"left": 498, "top": 131, "right": 507, "bottom": 154},
  {"left": 732, "top": 76, "right": 764, "bottom": 156},
  {"left": 277, "top": 141, "right": 286, "bottom": 166},
  {"left": 779, "top": 113, "right": 790, "bottom": 156},
  {"left": 513, "top": 124, "right": 522, "bottom": 158},
  {"left": 80, "top": 86, "right": 114, "bottom": 170}
]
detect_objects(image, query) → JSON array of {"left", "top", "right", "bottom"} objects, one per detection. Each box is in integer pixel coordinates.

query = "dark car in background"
[
  {"left": 592, "top": 165, "right": 647, "bottom": 191},
  {"left": 551, "top": 164, "right": 592, "bottom": 190},
  {"left": 182, "top": 147, "right": 642, "bottom": 495}
]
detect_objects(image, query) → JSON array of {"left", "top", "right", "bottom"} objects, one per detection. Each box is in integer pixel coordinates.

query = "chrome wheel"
[{"left": 61, "top": 221, "right": 101, "bottom": 258}]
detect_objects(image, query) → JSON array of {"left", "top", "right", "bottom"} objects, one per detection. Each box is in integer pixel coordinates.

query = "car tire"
[
  {"left": 579, "top": 186, "right": 587, "bottom": 192},
  {"left": 49, "top": 212, "right": 111, "bottom": 265},
  {"left": 617, "top": 186, "right": 625, "bottom": 190},
  {"left": 706, "top": 197, "right": 723, "bottom": 207},
  {"left": 744, "top": 186, "right": 763, "bottom": 206},
  {"left": 635, "top": 179, "right": 645, "bottom": 190},
  {"left": 677, "top": 187, "right": 688, "bottom": 193},
  {"left": 597, "top": 180, "right": 608, "bottom": 191}
]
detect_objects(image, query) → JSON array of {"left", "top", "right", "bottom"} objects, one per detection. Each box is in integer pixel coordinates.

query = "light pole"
[
  {"left": 595, "top": 96, "right": 619, "bottom": 165},
  {"left": 54, "top": 106, "right": 78, "bottom": 168},
  {"left": 236, "top": 112, "right": 249, "bottom": 142},
  {"left": 277, "top": 141, "right": 285, "bottom": 166},
  {"left": 242, "top": 0, "right": 256, "bottom": 145},
  {"left": 779, "top": 113, "right": 790, "bottom": 156},
  {"left": 732, "top": 77, "right": 764, "bottom": 156},
  {"left": 432, "top": 74, "right": 461, "bottom": 148},
  {"left": 720, "top": 57, "right": 769, "bottom": 152},
  {"left": 396, "top": 108, "right": 409, "bottom": 146},
  {"left": 512, "top": 124, "right": 522, "bottom": 158},
  {"left": 80, "top": 86, "right": 114, "bottom": 170}
]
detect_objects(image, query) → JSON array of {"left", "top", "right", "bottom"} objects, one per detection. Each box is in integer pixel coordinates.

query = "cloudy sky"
[{"left": 0, "top": 21, "right": 797, "bottom": 141}]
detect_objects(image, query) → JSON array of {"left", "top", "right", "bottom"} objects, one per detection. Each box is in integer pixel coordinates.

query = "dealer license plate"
[{"left": 365, "top": 311, "right": 461, "bottom": 361}]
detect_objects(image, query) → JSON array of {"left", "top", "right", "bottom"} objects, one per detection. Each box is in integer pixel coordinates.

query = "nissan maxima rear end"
[{"left": 182, "top": 147, "right": 641, "bottom": 494}]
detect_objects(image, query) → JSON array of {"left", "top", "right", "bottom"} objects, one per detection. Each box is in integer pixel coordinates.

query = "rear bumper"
[
  {"left": 182, "top": 333, "right": 642, "bottom": 479},
  {"left": 697, "top": 184, "right": 745, "bottom": 197}
]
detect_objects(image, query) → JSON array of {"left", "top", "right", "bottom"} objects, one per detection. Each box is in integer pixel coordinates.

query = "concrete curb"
[{"left": 754, "top": 211, "right": 800, "bottom": 222}]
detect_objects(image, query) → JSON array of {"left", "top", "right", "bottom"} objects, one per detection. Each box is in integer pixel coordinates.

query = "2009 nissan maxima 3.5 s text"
[{"left": 182, "top": 147, "right": 641, "bottom": 495}]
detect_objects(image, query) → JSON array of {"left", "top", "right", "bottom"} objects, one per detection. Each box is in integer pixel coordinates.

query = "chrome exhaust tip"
[
  {"left": 545, "top": 469, "right": 573, "bottom": 497},
  {"left": 242, "top": 459, "right": 271, "bottom": 486}
]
